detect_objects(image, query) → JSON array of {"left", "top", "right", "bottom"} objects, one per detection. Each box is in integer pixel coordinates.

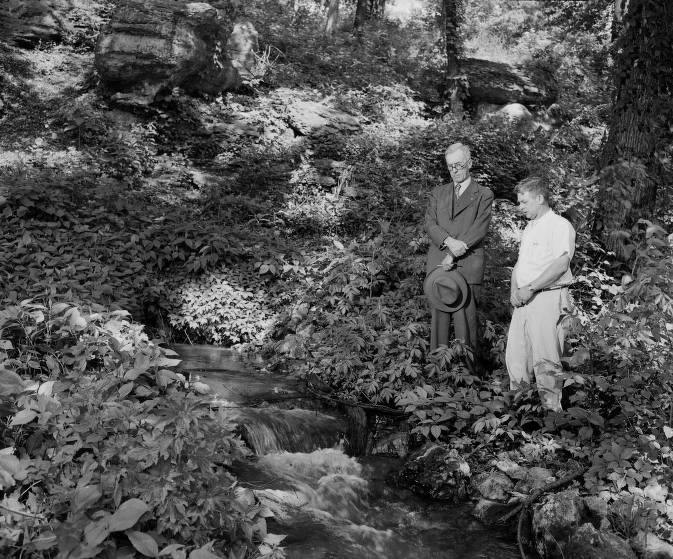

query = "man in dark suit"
[{"left": 424, "top": 142, "right": 494, "bottom": 353}]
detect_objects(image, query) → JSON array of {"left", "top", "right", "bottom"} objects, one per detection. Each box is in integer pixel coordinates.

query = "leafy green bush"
[{"left": 0, "top": 300, "right": 281, "bottom": 558}]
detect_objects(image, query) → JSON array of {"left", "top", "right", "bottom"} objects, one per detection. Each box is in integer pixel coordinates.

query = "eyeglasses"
[{"left": 446, "top": 160, "right": 470, "bottom": 172}]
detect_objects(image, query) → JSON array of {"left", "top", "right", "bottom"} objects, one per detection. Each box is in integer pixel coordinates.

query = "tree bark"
[
  {"left": 354, "top": 0, "right": 369, "bottom": 28},
  {"left": 442, "top": 0, "right": 464, "bottom": 114},
  {"left": 595, "top": 0, "right": 673, "bottom": 255},
  {"left": 353, "top": 0, "right": 385, "bottom": 28},
  {"left": 443, "top": 0, "right": 461, "bottom": 76},
  {"left": 370, "top": 0, "right": 386, "bottom": 19},
  {"left": 324, "top": 0, "right": 339, "bottom": 34}
]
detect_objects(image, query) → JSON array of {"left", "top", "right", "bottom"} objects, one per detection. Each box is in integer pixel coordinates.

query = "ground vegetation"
[{"left": 0, "top": 0, "right": 672, "bottom": 557}]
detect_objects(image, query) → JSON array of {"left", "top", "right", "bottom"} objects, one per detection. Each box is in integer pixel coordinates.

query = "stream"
[{"left": 173, "top": 344, "right": 519, "bottom": 559}]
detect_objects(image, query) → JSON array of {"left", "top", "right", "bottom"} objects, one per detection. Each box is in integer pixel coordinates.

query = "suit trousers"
[
  {"left": 505, "top": 288, "right": 571, "bottom": 411},
  {"left": 430, "top": 283, "right": 480, "bottom": 353}
]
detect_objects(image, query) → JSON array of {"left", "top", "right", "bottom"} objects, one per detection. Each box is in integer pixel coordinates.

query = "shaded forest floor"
[{"left": 2, "top": 3, "right": 673, "bottom": 554}]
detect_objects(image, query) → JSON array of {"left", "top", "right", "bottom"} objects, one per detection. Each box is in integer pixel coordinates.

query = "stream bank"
[{"left": 173, "top": 344, "right": 519, "bottom": 558}]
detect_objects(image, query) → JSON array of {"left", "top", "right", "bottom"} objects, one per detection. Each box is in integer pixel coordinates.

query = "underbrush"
[
  {"left": 395, "top": 225, "right": 673, "bottom": 541},
  {"left": 0, "top": 300, "right": 283, "bottom": 558},
  {"left": 3, "top": 0, "right": 672, "bottom": 547}
]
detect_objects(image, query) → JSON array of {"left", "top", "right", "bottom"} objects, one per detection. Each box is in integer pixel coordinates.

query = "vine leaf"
[
  {"left": 108, "top": 498, "right": 149, "bottom": 532},
  {"left": 127, "top": 530, "right": 159, "bottom": 557}
]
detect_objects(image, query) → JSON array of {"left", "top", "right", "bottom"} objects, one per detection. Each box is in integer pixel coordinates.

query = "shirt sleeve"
[{"left": 551, "top": 218, "right": 576, "bottom": 260}]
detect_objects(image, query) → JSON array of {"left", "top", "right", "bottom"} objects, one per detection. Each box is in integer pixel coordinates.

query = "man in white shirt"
[{"left": 505, "top": 176, "right": 576, "bottom": 411}]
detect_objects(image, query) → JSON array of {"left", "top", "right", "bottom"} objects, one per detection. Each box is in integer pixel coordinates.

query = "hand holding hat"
[{"left": 424, "top": 267, "right": 470, "bottom": 313}]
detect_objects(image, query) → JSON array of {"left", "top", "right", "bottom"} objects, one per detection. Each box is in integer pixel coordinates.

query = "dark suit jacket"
[{"left": 424, "top": 179, "right": 494, "bottom": 284}]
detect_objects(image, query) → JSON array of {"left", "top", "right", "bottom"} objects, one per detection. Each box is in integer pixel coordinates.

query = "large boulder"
[
  {"left": 396, "top": 444, "right": 470, "bottom": 502},
  {"left": 461, "top": 57, "right": 557, "bottom": 107},
  {"left": 0, "top": 0, "right": 72, "bottom": 47},
  {"left": 95, "top": 0, "right": 254, "bottom": 104}
]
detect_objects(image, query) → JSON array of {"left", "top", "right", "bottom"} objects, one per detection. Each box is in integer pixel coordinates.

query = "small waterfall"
[
  {"left": 174, "top": 345, "right": 519, "bottom": 559},
  {"left": 228, "top": 408, "right": 345, "bottom": 455}
]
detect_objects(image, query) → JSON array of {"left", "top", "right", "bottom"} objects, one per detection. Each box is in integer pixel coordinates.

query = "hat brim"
[{"left": 424, "top": 267, "right": 470, "bottom": 312}]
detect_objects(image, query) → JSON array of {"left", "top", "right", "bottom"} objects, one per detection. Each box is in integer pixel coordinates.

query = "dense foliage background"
[{"left": 0, "top": 0, "right": 672, "bottom": 557}]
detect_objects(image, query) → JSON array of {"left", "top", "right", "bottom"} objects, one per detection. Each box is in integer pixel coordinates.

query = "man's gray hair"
[
  {"left": 516, "top": 176, "right": 552, "bottom": 204},
  {"left": 445, "top": 142, "right": 471, "bottom": 160}
]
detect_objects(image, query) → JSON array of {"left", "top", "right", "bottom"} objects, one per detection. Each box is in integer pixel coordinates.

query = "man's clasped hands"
[{"left": 439, "top": 237, "right": 469, "bottom": 271}]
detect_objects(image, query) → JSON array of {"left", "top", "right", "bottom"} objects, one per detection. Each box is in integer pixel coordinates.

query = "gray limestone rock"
[
  {"left": 0, "top": 0, "right": 72, "bottom": 47},
  {"left": 461, "top": 57, "right": 557, "bottom": 107},
  {"left": 472, "top": 471, "right": 514, "bottom": 501},
  {"left": 95, "top": 1, "right": 254, "bottom": 104}
]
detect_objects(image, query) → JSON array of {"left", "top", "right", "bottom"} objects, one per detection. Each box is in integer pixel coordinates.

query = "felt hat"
[{"left": 423, "top": 267, "right": 470, "bottom": 312}]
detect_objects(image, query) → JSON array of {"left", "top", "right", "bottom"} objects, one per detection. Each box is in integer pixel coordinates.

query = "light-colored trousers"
[{"left": 505, "top": 288, "right": 571, "bottom": 411}]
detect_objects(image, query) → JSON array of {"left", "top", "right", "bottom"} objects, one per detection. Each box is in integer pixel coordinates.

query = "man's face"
[
  {"left": 445, "top": 150, "right": 471, "bottom": 184},
  {"left": 517, "top": 189, "right": 544, "bottom": 220}
]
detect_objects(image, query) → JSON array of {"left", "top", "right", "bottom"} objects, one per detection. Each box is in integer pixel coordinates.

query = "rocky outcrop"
[
  {"left": 396, "top": 444, "right": 470, "bottom": 502},
  {"left": 285, "top": 100, "right": 361, "bottom": 137},
  {"left": 0, "top": 0, "right": 72, "bottom": 47},
  {"left": 461, "top": 57, "right": 557, "bottom": 107},
  {"left": 95, "top": 1, "right": 255, "bottom": 104}
]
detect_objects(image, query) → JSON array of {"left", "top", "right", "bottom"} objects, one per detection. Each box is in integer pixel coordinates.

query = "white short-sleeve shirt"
[{"left": 515, "top": 210, "right": 575, "bottom": 287}]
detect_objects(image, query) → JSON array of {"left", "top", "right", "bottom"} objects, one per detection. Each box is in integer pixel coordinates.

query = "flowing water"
[
  {"left": 235, "top": 435, "right": 519, "bottom": 559},
  {"left": 174, "top": 345, "right": 519, "bottom": 559}
]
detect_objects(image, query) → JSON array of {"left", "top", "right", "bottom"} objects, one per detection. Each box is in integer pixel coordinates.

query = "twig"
[
  {"left": 499, "top": 467, "right": 588, "bottom": 524},
  {"left": 518, "top": 506, "right": 528, "bottom": 559},
  {"left": 0, "top": 503, "right": 44, "bottom": 520},
  {"left": 305, "top": 385, "right": 408, "bottom": 417}
]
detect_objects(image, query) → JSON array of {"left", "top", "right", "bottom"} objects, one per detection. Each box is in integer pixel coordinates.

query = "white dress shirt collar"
[{"left": 454, "top": 177, "right": 471, "bottom": 197}]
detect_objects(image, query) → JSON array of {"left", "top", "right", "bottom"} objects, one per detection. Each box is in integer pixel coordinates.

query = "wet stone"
[
  {"left": 472, "top": 471, "right": 514, "bottom": 502},
  {"left": 371, "top": 431, "right": 409, "bottom": 458},
  {"left": 495, "top": 457, "right": 526, "bottom": 480},
  {"left": 473, "top": 498, "right": 514, "bottom": 525},
  {"left": 396, "top": 444, "right": 470, "bottom": 503},
  {"left": 514, "top": 466, "right": 555, "bottom": 493}
]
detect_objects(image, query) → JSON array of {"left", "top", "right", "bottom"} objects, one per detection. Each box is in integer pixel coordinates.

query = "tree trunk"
[
  {"left": 354, "top": 0, "right": 385, "bottom": 28},
  {"left": 442, "top": 0, "right": 464, "bottom": 114},
  {"left": 354, "top": 0, "right": 369, "bottom": 28},
  {"left": 443, "top": 0, "right": 460, "bottom": 76},
  {"left": 595, "top": 0, "right": 673, "bottom": 256},
  {"left": 370, "top": 0, "right": 386, "bottom": 19},
  {"left": 324, "top": 0, "right": 339, "bottom": 34}
]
